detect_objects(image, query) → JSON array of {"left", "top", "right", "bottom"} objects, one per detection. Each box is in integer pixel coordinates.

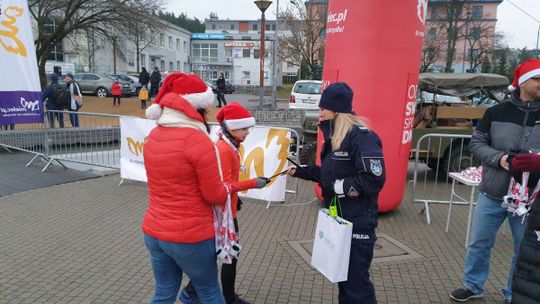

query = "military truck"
[{"left": 298, "top": 73, "right": 510, "bottom": 172}]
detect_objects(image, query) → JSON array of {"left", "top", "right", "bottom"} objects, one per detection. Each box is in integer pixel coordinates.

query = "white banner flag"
[
  {"left": 120, "top": 116, "right": 156, "bottom": 182},
  {"left": 0, "top": 0, "right": 43, "bottom": 125},
  {"left": 237, "top": 126, "right": 291, "bottom": 202}
]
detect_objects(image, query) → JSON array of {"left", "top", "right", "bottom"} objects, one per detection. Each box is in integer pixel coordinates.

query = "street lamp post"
[
  {"left": 112, "top": 36, "right": 117, "bottom": 74},
  {"left": 536, "top": 24, "right": 540, "bottom": 51},
  {"left": 255, "top": 0, "right": 272, "bottom": 109},
  {"left": 271, "top": 0, "right": 279, "bottom": 109}
]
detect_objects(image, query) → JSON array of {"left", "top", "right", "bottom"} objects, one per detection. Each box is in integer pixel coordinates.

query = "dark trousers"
[
  {"left": 150, "top": 83, "right": 159, "bottom": 97},
  {"left": 113, "top": 96, "right": 121, "bottom": 105},
  {"left": 47, "top": 111, "right": 64, "bottom": 128},
  {"left": 338, "top": 231, "right": 377, "bottom": 304},
  {"left": 184, "top": 219, "right": 240, "bottom": 304},
  {"left": 217, "top": 92, "right": 227, "bottom": 106},
  {"left": 141, "top": 99, "right": 147, "bottom": 109},
  {"left": 69, "top": 112, "right": 79, "bottom": 127},
  {"left": 1, "top": 124, "right": 15, "bottom": 130}
]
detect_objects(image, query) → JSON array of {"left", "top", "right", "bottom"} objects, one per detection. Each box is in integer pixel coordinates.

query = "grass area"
[{"left": 276, "top": 84, "right": 293, "bottom": 99}]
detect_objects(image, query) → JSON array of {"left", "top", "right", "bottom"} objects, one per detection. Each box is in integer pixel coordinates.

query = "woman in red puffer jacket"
[{"left": 142, "top": 72, "right": 228, "bottom": 304}]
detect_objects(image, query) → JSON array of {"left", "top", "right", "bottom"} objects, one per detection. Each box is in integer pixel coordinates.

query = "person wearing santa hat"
[
  {"left": 142, "top": 72, "right": 230, "bottom": 304},
  {"left": 179, "top": 102, "right": 269, "bottom": 304},
  {"left": 450, "top": 58, "right": 540, "bottom": 303}
]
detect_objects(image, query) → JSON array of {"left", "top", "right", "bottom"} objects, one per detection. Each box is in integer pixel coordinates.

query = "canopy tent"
[{"left": 418, "top": 73, "right": 510, "bottom": 98}]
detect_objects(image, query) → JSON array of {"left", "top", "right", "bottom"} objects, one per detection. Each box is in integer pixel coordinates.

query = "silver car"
[{"left": 74, "top": 73, "right": 131, "bottom": 98}]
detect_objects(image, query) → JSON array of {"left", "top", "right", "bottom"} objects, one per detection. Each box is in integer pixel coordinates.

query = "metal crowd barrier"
[
  {"left": 0, "top": 110, "right": 121, "bottom": 172},
  {"left": 409, "top": 133, "right": 479, "bottom": 224}
]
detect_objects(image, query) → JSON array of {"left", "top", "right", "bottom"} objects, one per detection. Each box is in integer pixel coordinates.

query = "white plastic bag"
[
  {"left": 213, "top": 194, "right": 241, "bottom": 264},
  {"left": 311, "top": 208, "right": 353, "bottom": 283}
]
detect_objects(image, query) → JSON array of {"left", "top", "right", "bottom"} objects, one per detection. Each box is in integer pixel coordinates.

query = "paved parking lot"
[{"left": 0, "top": 171, "right": 515, "bottom": 303}]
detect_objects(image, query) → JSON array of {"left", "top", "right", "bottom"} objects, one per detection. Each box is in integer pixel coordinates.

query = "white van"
[{"left": 288, "top": 80, "right": 322, "bottom": 110}]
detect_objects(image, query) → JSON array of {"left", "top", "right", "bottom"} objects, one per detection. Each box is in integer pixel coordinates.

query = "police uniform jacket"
[{"left": 293, "top": 120, "right": 386, "bottom": 231}]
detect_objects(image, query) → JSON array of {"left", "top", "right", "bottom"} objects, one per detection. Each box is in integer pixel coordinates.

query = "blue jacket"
[
  {"left": 293, "top": 120, "right": 386, "bottom": 231},
  {"left": 42, "top": 81, "right": 61, "bottom": 110}
]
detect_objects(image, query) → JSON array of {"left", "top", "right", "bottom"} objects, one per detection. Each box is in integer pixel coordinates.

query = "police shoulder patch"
[
  {"left": 348, "top": 186, "right": 359, "bottom": 198},
  {"left": 369, "top": 159, "right": 383, "bottom": 176}
]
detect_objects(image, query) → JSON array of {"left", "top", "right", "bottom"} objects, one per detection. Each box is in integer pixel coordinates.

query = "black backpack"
[{"left": 50, "top": 83, "right": 70, "bottom": 108}]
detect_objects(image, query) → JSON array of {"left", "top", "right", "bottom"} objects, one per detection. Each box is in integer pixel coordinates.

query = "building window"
[
  {"left": 272, "top": 24, "right": 276, "bottom": 31},
  {"left": 241, "top": 36, "right": 251, "bottom": 40},
  {"left": 212, "top": 24, "right": 216, "bottom": 30},
  {"left": 160, "top": 60, "right": 165, "bottom": 70},
  {"left": 472, "top": 6, "right": 483, "bottom": 19},
  {"left": 287, "top": 61, "right": 294, "bottom": 68},
  {"left": 266, "top": 24, "right": 270, "bottom": 31},
  {"left": 141, "top": 54, "right": 146, "bottom": 67},
  {"left": 47, "top": 42, "right": 64, "bottom": 61},
  {"left": 230, "top": 24, "right": 235, "bottom": 30},
  {"left": 128, "top": 52, "right": 135, "bottom": 67},
  {"left": 429, "top": 28, "right": 437, "bottom": 40},
  {"left": 252, "top": 24, "right": 258, "bottom": 31},
  {"left": 243, "top": 71, "right": 250, "bottom": 84},
  {"left": 176, "top": 39, "right": 180, "bottom": 50},
  {"left": 469, "top": 48, "right": 480, "bottom": 61},
  {"left": 169, "top": 36, "right": 173, "bottom": 48},
  {"left": 177, "top": 61, "right": 181, "bottom": 71},
  {"left": 469, "top": 27, "right": 481, "bottom": 40},
  {"left": 242, "top": 49, "right": 251, "bottom": 58},
  {"left": 254, "top": 49, "right": 260, "bottom": 59},
  {"left": 430, "top": 8, "right": 437, "bottom": 19},
  {"left": 224, "top": 71, "right": 230, "bottom": 79},
  {"left": 192, "top": 43, "right": 219, "bottom": 62},
  {"left": 159, "top": 33, "right": 164, "bottom": 46},
  {"left": 169, "top": 61, "right": 173, "bottom": 71},
  {"left": 183, "top": 41, "right": 187, "bottom": 52},
  {"left": 225, "top": 47, "right": 232, "bottom": 58}
]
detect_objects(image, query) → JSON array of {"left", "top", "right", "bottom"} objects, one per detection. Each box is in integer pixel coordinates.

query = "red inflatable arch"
[{"left": 316, "top": 0, "right": 426, "bottom": 212}]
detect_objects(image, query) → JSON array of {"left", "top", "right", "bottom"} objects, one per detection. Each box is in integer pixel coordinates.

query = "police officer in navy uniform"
[{"left": 286, "top": 82, "right": 385, "bottom": 304}]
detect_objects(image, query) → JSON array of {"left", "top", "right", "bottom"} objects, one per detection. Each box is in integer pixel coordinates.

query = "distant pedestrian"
[
  {"left": 139, "top": 67, "right": 150, "bottom": 88},
  {"left": 138, "top": 86, "right": 149, "bottom": 109},
  {"left": 65, "top": 73, "right": 82, "bottom": 127},
  {"left": 41, "top": 73, "right": 65, "bottom": 128},
  {"left": 216, "top": 72, "right": 227, "bottom": 107},
  {"left": 150, "top": 67, "right": 161, "bottom": 98},
  {"left": 112, "top": 80, "right": 122, "bottom": 107}
]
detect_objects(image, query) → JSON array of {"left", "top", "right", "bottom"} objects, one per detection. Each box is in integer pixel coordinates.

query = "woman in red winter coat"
[
  {"left": 142, "top": 73, "right": 229, "bottom": 304},
  {"left": 111, "top": 80, "right": 122, "bottom": 107},
  {"left": 179, "top": 102, "right": 269, "bottom": 304}
]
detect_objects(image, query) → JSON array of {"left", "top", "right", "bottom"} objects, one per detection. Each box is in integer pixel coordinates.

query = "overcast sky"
[{"left": 168, "top": 0, "right": 540, "bottom": 49}]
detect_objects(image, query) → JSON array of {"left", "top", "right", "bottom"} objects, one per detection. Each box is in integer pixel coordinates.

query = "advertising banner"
[
  {"left": 0, "top": 0, "right": 43, "bottom": 125},
  {"left": 120, "top": 116, "right": 156, "bottom": 182},
  {"left": 236, "top": 126, "right": 291, "bottom": 202},
  {"left": 321, "top": 0, "right": 426, "bottom": 212}
]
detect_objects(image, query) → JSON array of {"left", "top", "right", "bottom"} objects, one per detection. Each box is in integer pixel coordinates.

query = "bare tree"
[
  {"left": 420, "top": 26, "right": 446, "bottom": 72},
  {"left": 29, "top": 0, "right": 165, "bottom": 86},
  {"left": 463, "top": 27, "right": 499, "bottom": 72},
  {"left": 277, "top": 0, "right": 326, "bottom": 79}
]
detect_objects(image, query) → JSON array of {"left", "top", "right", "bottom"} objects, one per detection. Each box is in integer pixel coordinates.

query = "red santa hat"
[
  {"left": 146, "top": 72, "right": 214, "bottom": 120},
  {"left": 508, "top": 58, "right": 540, "bottom": 92},
  {"left": 216, "top": 102, "right": 256, "bottom": 130}
]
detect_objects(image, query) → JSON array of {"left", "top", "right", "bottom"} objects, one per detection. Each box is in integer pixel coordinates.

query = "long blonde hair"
[{"left": 331, "top": 113, "right": 368, "bottom": 151}]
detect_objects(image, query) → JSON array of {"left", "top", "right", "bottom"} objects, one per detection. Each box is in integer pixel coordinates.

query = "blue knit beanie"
[
  {"left": 50, "top": 73, "right": 59, "bottom": 82},
  {"left": 318, "top": 82, "right": 353, "bottom": 113}
]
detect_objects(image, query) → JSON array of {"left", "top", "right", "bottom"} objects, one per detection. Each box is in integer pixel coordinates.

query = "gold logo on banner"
[
  {"left": 127, "top": 136, "right": 147, "bottom": 157},
  {"left": 239, "top": 129, "right": 290, "bottom": 188},
  {"left": 0, "top": 6, "right": 27, "bottom": 57}
]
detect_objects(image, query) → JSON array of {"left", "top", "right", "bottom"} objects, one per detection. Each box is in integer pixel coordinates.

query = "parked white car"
[{"left": 288, "top": 80, "right": 322, "bottom": 110}]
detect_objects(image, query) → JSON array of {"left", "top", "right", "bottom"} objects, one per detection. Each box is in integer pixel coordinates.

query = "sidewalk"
[{"left": 0, "top": 173, "right": 514, "bottom": 303}]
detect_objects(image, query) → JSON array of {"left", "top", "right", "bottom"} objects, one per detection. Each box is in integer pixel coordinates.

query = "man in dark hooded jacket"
[{"left": 41, "top": 73, "right": 65, "bottom": 128}]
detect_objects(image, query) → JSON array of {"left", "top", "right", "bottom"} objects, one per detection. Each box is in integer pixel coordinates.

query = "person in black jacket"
[
  {"left": 510, "top": 152, "right": 540, "bottom": 304},
  {"left": 149, "top": 67, "right": 161, "bottom": 98},
  {"left": 139, "top": 67, "right": 150, "bottom": 88},
  {"left": 285, "top": 82, "right": 385, "bottom": 304},
  {"left": 216, "top": 72, "right": 227, "bottom": 107},
  {"left": 41, "top": 73, "right": 64, "bottom": 128}
]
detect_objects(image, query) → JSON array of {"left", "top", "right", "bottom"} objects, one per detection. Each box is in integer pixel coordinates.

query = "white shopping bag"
[{"left": 311, "top": 208, "right": 353, "bottom": 283}]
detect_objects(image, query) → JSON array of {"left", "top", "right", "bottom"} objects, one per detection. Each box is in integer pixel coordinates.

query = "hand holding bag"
[{"left": 311, "top": 196, "right": 353, "bottom": 283}]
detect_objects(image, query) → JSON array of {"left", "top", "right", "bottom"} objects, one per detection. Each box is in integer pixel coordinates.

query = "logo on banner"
[
  {"left": 239, "top": 128, "right": 290, "bottom": 188},
  {"left": 20, "top": 97, "right": 39, "bottom": 111},
  {"left": 402, "top": 84, "right": 417, "bottom": 144},
  {"left": 417, "top": 0, "right": 428, "bottom": 25},
  {"left": 127, "top": 136, "right": 147, "bottom": 157},
  {"left": 0, "top": 6, "right": 28, "bottom": 57}
]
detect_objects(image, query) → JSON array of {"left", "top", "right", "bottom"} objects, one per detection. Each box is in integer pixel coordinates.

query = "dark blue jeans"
[
  {"left": 47, "top": 111, "right": 64, "bottom": 128},
  {"left": 144, "top": 234, "right": 224, "bottom": 304},
  {"left": 69, "top": 111, "right": 79, "bottom": 127}
]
